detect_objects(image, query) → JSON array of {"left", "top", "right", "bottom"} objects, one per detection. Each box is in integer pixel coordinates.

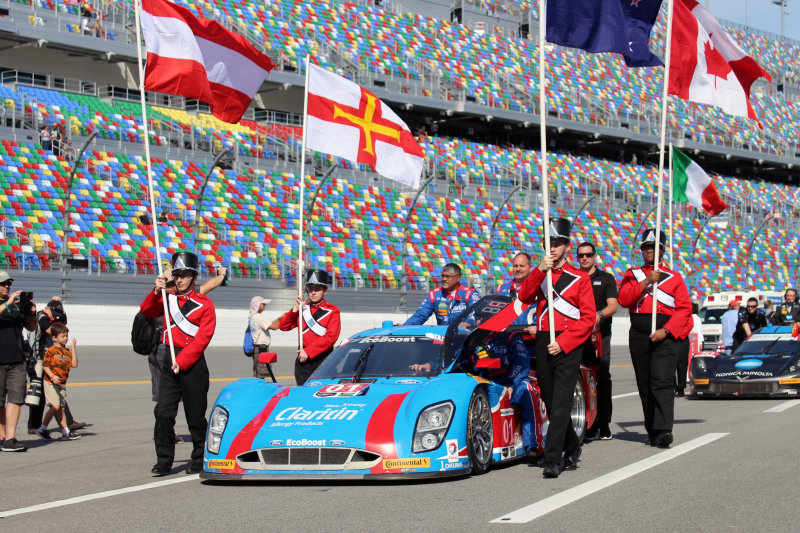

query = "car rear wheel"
[
  {"left": 571, "top": 378, "right": 587, "bottom": 444},
  {"left": 466, "top": 388, "right": 493, "bottom": 475}
]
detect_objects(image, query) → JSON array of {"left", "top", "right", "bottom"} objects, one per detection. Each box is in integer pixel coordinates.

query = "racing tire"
[
  {"left": 571, "top": 378, "right": 587, "bottom": 445},
  {"left": 466, "top": 388, "right": 493, "bottom": 475}
]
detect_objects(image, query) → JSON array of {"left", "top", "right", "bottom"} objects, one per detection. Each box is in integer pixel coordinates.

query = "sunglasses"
[
  {"left": 747, "top": 305, "right": 757, "bottom": 309},
  {"left": 0, "top": 281, "right": 11, "bottom": 287},
  {"left": 577, "top": 253, "right": 594, "bottom": 258}
]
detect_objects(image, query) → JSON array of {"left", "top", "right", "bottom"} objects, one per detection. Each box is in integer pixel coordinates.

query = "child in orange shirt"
[{"left": 37, "top": 323, "right": 81, "bottom": 440}]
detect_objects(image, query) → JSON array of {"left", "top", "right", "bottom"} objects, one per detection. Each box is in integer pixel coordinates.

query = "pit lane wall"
[{"left": 62, "top": 305, "right": 635, "bottom": 348}]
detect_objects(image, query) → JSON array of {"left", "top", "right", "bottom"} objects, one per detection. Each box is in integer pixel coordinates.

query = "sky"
[{"left": 704, "top": 0, "right": 800, "bottom": 41}]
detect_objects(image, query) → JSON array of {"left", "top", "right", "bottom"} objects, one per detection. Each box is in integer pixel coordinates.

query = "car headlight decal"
[
  {"left": 412, "top": 401, "right": 454, "bottom": 454},
  {"left": 207, "top": 405, "right": 229, "bottom": 455}
]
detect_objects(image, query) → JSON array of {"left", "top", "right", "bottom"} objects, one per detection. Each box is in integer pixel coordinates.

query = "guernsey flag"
[{"left": 672, "top": 148, "right": 727, "bottom": 215}]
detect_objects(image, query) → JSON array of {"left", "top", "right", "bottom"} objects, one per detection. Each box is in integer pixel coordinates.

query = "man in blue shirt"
[
  {"left": 405, "top": 263, "right": 480, "bottom": 326},
  {"left": 721, "top": 301, "right": 740, "bottom": 354}
]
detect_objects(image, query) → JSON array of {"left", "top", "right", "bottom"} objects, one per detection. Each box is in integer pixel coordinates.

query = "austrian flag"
[
  {"left": 306, "top": 64, "right": 423, "bottom": 188},
  {"left": 140, "top": 0, "right": 275, "bottom": 124}
]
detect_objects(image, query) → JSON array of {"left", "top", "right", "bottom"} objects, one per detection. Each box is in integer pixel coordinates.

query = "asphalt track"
[{"left": 2, "top": 346, "right": 798, "bottom": 532}]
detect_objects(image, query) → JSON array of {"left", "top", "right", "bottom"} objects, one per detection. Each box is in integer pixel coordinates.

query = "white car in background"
[{"left": 699, "top": 291, "right": 782, "bottom": 350}]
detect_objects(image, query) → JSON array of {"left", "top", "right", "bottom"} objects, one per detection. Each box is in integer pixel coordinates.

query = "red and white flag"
[
  {"left": 306, "top": 64, "right": 423, "bottom": 188},
  {"left": 668, "top": 0, "right": 771, "bottom": 123},
  {"left": 140, "top": 0, "right": 275, "bottom": 124}
]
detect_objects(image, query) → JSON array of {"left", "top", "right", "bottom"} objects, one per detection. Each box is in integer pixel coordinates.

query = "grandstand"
[{"left": 0, "top": 0, "right": 798, "bottom": 307}]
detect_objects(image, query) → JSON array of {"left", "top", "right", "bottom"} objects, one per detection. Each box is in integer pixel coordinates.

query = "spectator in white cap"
[{"left": 248, "top": 296, "right": 278, "bottom": 377}]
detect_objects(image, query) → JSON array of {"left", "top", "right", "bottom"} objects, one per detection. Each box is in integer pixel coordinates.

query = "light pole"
[
  {"left": 743, "top": 214, "right": 778, "bottom": 288},
  {"left": 192, "top": 151, "right": 228, "bottom": 256},
  {"left": 399, "top": 174, "right": 435, "bottom": 313},
  {"left": 486, "top": 185, "right": 521, "bottom": 293},
  {"left": 60, "top": 131, "right": 97, "bottom": 301},
  {"left": 771, "top": 0, "right": 788, "bottom": 39}
]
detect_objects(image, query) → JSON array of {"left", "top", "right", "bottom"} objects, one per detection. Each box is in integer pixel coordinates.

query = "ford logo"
[
  {"left": 270, "top": 440, "right": 284, "bottom": 446},
  {"left": 735, "top": 359, "right": 763, "bottom": 370},
  {"left": 329, "top": 440, "right": 345, "bottom": 446}
]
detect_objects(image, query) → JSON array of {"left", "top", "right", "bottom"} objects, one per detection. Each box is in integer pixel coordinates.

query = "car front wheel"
[{"left": 466, "top": 388, "right": 493, "bottom": 475}]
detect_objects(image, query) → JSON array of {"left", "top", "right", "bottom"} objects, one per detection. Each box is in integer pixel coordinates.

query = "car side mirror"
[
  {"left": 475, "top": 358, "right": 500, "bottom": 370},
  {"left": 259, "top": 352, "right": 277, "bottom": 364}
]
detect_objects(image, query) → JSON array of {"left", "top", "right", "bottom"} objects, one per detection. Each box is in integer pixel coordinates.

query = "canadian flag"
[
  {"left": 668, "top": 0, "right": 771, "bottom": 123},
  {"left": 140, "top": 0, "right": 275, "bottom": 124},
  {"left": 306, "top": 64, "right": 423, "bottom": 188}
]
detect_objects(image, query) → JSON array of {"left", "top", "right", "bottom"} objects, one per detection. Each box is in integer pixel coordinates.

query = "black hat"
[
  {"left": 305, "top": 269, "right": 331, "bottom": 288},
  {"left": 171, "top": 252, "right": 199, "bottom": 273},
  {"left": 545, "top": 217, "right": 572, "bottom": 244},
  {"left": 639, "top": 228, "right": 667, "bottom": 249},
  {"left": 47, "top": 299, "right": 64, "bottom": 311}
]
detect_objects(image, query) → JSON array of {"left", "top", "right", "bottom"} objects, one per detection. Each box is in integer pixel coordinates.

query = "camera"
[{"left": 18, "top": 291, "right": 34, "bottom": 316}]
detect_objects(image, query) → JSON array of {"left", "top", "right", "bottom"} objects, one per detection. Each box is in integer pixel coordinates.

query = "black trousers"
[
  {"left": 675, "top": 337, "right": 690, "bottom": 390},
  {"left": 154, "top": 353, "right": 209, "bottom": 467},
  {"left": 536, "top": 334, "right": 582, "bottom": 466},
  {"left": 294, "top": 352, "right": 328, "bottom": 385},
  {"left": 629, "top": 329, "right": 678, "bottom": 437},
  {"left": 581, "top": 333, "right": 612, "bottom": 429}
]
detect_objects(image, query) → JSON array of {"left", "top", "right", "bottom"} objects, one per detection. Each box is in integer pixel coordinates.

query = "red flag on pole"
[
  {"left": 668, "top": 0, "right": 771, "bottom": 124},
  {"left": 140, "top": 0, "right": 275, "bottom": 124}
]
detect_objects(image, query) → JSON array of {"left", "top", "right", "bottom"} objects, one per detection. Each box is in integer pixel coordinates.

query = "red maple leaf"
[{"left": 704, "top": 39, "right": 732, "bottom": 84}]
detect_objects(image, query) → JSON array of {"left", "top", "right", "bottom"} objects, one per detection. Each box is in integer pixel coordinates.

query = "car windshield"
[
  {"left": 699, "top": 307, "right": 727, "bottom": 325},
  {"left": 310, "top": 335, "right": 444, "bottom": 380},
  {"left": 733, "top": 335, "right": 800, "bottom": 356}
]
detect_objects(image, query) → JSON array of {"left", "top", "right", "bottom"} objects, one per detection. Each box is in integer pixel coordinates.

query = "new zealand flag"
[{"left": 546, "top": 0, "right": 664, "bottom": 67}]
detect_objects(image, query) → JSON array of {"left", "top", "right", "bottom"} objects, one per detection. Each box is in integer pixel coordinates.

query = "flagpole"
[
  {"left": 296, "top": 54, "right": 312, "bottom": 353},
  {"left": 668, "top": 143, "right": 674, "bottom": 271},
  {"left": 538, "top": 0, "right": 555, "bottom": 344},
  {"left": 134, "top": 0, "right": 177, "bottom": 371},
  {"left": 652, "top": 0, "right": 676, "bottom": 333}
]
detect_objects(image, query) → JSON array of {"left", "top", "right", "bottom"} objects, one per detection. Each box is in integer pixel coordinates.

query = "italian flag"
[{"left": 672, "top": 148, "right": 727, "bottom": 215}]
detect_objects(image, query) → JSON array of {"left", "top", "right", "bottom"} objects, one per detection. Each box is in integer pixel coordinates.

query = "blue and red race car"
[{"left": 201, "top": 296, "right": 597, "bottom": 480}]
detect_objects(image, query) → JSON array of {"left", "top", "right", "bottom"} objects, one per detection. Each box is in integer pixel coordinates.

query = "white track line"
[
  {"left": 764, "top": 400, "right": 800, "bottom": 413},
  {"left": 0, "top": 475, "right": 199, "bottom": 518},
  {"left": 491, "top": 433, "right": 728, "bottom": 524},
  {"left": 611, "top": 391, "right": 639, "bottom": 400}
]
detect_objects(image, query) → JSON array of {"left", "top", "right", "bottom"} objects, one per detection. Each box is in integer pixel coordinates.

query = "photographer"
[{"left": 0, "top": 271, "right": 38, "bottom": 452}]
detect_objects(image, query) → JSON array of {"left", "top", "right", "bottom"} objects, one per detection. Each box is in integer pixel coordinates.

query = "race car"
[
  {"left": 690, "top": 324, "right": 800, "bottom": 398},
  {"left": 201, "top": 295, "right": 597, "bottom": 480}
]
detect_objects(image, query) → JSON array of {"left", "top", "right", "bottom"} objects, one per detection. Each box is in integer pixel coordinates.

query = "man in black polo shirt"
[{"left": 576, "top": 242, "right": 618, "bottom": 441}]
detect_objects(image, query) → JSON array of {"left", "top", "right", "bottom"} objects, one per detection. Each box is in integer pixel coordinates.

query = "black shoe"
[
  {"left": 584, "top": 427, "right": 599, "bottom": 442},
  {"left": 185, "top": 462, "right": 203, "bottom": 474},
  {"left": 564, "top": 447, "right": 582, "bottom": 470},
  {"left": 656, "top": 432, "right": 673, "bottom": 448},
  {"left": 542, "top": 461, "right": 564, "bottom": 478},
  {"left": 151, "top": 463, "right": 172, "bottom": 476},
  {"left": 598, "top": 425, "right": 612, "bottom": 440},
  {"left": 1, "top": 438, "right": 28, "bottom": 452},
  {"left": 526, "top": 448, "right": 541, "bottom": 465}
]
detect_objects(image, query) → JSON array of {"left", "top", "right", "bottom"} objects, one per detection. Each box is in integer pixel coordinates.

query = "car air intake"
[{"left": 236, "top": 447, "right": 382, "bottom": 471}]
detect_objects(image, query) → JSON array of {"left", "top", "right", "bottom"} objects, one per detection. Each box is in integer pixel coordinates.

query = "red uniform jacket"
[
  {"left": 518, "top": 262, "right": 596, "bottom": 354},
  {"left": 141, "top": 288, "right": 216, "bottom": 370},
  {"left": 617, "top": 263, "right": 691, "bottom": 336},
  {"left": 279, "top": 299, "right": 341, "bottom": 359}
]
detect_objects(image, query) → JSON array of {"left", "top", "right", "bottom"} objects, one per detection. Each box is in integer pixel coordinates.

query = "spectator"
[
  {"left": 721, "top": 300, "right": 740, "bottom": 354},
  {"left": 764, "top": 300, "right": 775, "bottom": 322},
  {"left": 50, "top": 125, "right": 61, "bottom": 157},
  {"left": 80, "top": 3, "right": 92, "bottom": 35},
  {"left": 248, "top": 296, "right": 278, "bottom": 378},
  {"left": 37, "top": 323, "right": 81, "bottom": 441},
  {"left": 0, "top": 271, "right": 38, "bottom": 452},
  {"left": 40, "top": 123, "right": 51, "bottom": 151}
]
